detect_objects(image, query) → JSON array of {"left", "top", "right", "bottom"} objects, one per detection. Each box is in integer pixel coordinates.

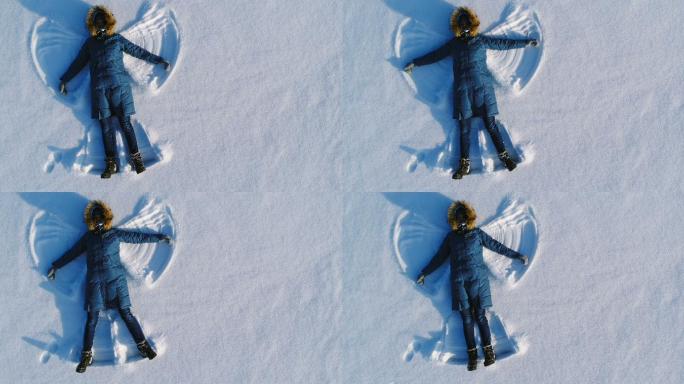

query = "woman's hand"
[
  {"left": 518, "top": 255, "right": 529, "bottom": 265},
  {"left": 47, "top": 267, "right": 56, "bottom": 280},
  {"left": 157, "top": 234, "right": 172, "bottom": 244},
  {"left": 59, "top": 81, "right": 68, "bottom": 95},
  {"left": 527, "top": 39, "right": 539, "bottom": 47},
  {"left": 416, "top": 274, "right": 425, "bottom": 285},
  {"left": 159, "top": 59, "right": 171, "bottom": 71},
  {"left": 403, "top": 62, "right": 415, "bottom": 75}
]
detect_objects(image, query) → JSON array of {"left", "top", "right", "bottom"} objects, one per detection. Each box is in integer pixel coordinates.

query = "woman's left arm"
[
  {"left": 481, "top": 35, "right": 534, "bottom": 50},
  {"left": 115, "top": 229, "right": 168, "bottom": 244},
  {"left": 119, "top": 35, "right": 164, "bottom": 64},
  {"left": 478, "top": 228, "right": 523, "bottom": 259}
]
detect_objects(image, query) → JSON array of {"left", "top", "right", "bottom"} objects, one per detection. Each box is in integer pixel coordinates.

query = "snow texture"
[
  {"left": 24, "top": 194, "right": 175, "bottom": 366},
  {"left": 392, "top": 2, "right": 542, "bottom": 175},
  {"left": 30, "top": 1, "right": 179, "bottom": 175},
  {"left": 2, "top": 0, "right": 684, "bottom": 383}
]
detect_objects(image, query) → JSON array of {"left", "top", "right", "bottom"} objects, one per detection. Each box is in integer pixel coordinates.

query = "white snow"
[{"left": 1, "top": 0, "right": 683, "bottom": 383}]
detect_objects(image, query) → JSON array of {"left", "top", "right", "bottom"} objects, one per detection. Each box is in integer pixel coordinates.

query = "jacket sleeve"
[
  {"left": 119, "top": 35, "right": 163, "bottom": 64},
  {"left": 420, "top": 233, "right": 451, "bottom": 276},
  {"left": 60, "top": 40, "right": 89, "bottom": 82},
  {"left": 481, "top": 36, "right": 531, "bottom": 50},
  {"left": 115, "top": 229, "right": 163, "bottom": 244},
  {"left": 478, "top": 229, "right": 522, "bottom": 259},
  {"left": 52, "top": 233, "right": 88, "bottom": 269},
  {"left": 412, "top": 39, "right": 454, "bottom": 66}
]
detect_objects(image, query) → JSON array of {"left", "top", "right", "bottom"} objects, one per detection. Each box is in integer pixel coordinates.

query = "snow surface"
[{"left": 1, "top": 0, "right": 684, "bottom": 383}]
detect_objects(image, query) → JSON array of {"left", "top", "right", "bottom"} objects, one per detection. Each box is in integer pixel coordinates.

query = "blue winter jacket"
[
  {"left": 412, "top": 35, "right": 531, "bottom": 120},
  {"left": 52, "top": 228, "right": 163, "bottom": 311},
  {"left": 60, "top": 34, "right": 163, "bottom": 119},
  {"left": 421, "top": 227, "right": 522, "bottom": 311}
]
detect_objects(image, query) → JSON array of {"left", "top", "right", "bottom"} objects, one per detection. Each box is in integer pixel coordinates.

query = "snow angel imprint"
[
  {"left": 415, "top": 201, "right": 528, "bottom": 371},
  {"left": 404, "top": 7, "right": 539, "bottom": 179},
  {"left": 59, "top": 6, "right": 171, "bottom": 178},
  {"left": 47, "top": 200, "right": 172, "bottom": 373}
]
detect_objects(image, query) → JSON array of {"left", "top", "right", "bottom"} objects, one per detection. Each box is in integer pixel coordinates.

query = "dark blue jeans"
[
  {"left": 458, "top": 115, "right": 507, "bottom": 160},
  {"left": 99, "top": 115, "right": 139, "bottom": 158},
  {"left": 83, "top": 307, "right": 146, "bottom": 351},
  {"left": 459, "top": 306, "right": 492, "bottom": 350}
]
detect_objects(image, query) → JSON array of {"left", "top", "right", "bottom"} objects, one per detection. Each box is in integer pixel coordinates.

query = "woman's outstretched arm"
[
  {"left": 60, "top": 41, "right": 90, "bottom": 83},
  {"left": 419, "top": 233, "right": 452, "bottom": 280},
  {"left": 412, "top": 39, "right": 455, "bottom": 67},
  {"left": 481, "top": 35, "right": 535, "bottom": 50},
  {"left": 115, "top": 229, "right": 169, "bottom": 244},
  {"left": 51, "top": 233, "right": 88, "bottom": 270},
  {"left": 119, "top": 35, "right": 165, "bottom": 65},
  {"left": 478, "top": 228, "right": 524, "bottom": 260}
]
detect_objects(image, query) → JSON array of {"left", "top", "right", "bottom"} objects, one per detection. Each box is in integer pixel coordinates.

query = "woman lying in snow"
[
  {"left": 47, "top": 201, "right": 171, "bottom": 373},
  {"left": 404, "top": 7, "right": 538, "bottom": 179},
  {"left": 59, "top": 5, "right": 170, "bottom": 178},
  {"left": 416, "top": 201, "right": 528, "bottom": 371}
]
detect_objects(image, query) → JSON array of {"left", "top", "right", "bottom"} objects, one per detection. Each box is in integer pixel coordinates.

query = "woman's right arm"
[
  {"left": 411, "top": 39, "right": 455, "bottom": 67},
  {"left": 51, "top": 233, "right": 88, "bottom": 270},
  {"left": 60, "top": 40, "right": 90, "bottom": 84},
  {"left": 419, "top": 233, "right": 451, "bottom": 279}
]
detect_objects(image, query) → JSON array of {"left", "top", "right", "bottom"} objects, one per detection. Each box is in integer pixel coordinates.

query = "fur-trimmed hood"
[
  {"left": 447, "top": 200, "right": 477, "bottom": 230},
  {"left": 84, "top": 200, "right": 114, "bottom": 231},
  {"left": 450, "top": 7, "right": 480, "bottom": 37},
  {"left": 86, "top": 5, "right": 117, "bottom": 37}
]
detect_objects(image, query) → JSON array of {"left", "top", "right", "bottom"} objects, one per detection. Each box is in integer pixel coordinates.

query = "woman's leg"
[
  {"left": 458, "top": 119, "right": 470, "bottom": 160},
  {"left": 118, "top": 115, "right": 146, "bottom": 173},
  {"left": 117, "top": 116, "right": 139, "bottom": 155},
  {"left": 82, "top": 311, "right": 100, "bottom": 351},
  {"left": 483, "top": 115, "right": 517, "bottom": 171},
  {"left": 473, "top": 306, "right": 492, "bottom": 347},
  {"left": 119, "top": 307, "right": 158, "bottom": 359},
  {"left": 98, "top": 118, "right": 117, "bottom": 158},
  {"left": 459, "top": 308, "right": 477, "bottom": 350},
  {"left": 99, "top": 118, "right": 119, "bottom": 178},
  {"left": 482, "top": 116, "right": 506, "bottom": 154},
  {"left": 453, "top": 119, "right": 472, "bottom": 179},
  {"left": 117, "top": 307, "right": 145, "bottom": 344}
]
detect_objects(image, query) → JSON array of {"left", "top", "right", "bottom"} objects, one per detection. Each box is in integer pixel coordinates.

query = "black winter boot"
[
  {"left": 101, "top": 157, "right": 118, "bottom": 179},
  {"left": 498, "top": 151, "right": 517, "bottom": 171},
  {"left": 452, "top": 158, "right": 471, "bottom": 180},
  {"left": 467, "top": 347, "right": 478, "bottom": 371},
  {"left": 76, "top": 350, "right": 93, "bottom": 373},
  {"left": 130, "top": 152, "right": 146, "bottom": 174},
  {"left": 137, "top": 340, "right": 157, "bottom": 360},
  {"left": 483, "top": 345, "right": 496, "bottom": 367}
]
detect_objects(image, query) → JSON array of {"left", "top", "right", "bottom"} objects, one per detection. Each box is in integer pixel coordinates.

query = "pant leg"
[
  {"left": 82, "top": 311, "right": 100, "bottom": 351},
  {"left": 459, "top": 309, "right": 477, "bottom": 350},
  {"left": 99, "top": 118, "right": 117, "bottom": 158},
  {"left": 458, "top": 119, "right": 471, "bottom": 159},
  {"left": 483, "top": 116, "right": 507, "bottom": 154},
  {"left": 118, "top": 307, "right": 146, "bottom": 344},
  {"left": 473, "top": 306, "right": 492, "bottom": 347},
  {"left": 118, "top": 116, "right": 139, "bottom": 154}
]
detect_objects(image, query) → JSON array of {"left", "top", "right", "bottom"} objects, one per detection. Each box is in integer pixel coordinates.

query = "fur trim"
[
  {"left": 86, "top": 5, "right": 116, "bottom": 37},
  {"left": 450, "top": 7, "right": 480, "bottom": 37},
  {"left": 84, "top": 200, "right": 114, "bottom": 231},
  {"left": 447, "top": 200, "right": 477, "bottom": 230}
]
